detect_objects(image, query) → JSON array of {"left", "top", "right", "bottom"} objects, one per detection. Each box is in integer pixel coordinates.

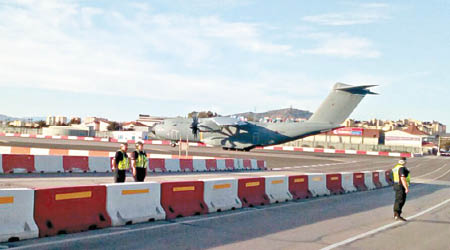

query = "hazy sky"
[{"left": 0, "top": 0, "right": 449, "bottom": 125}]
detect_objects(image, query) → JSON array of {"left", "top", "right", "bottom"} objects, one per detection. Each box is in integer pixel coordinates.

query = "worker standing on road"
[
  {"left": 392, "top": 157, "right": 410, "bottom": 221},
  {"left": 131, "top": 141, "right": 148, "bottom": 182},
  {"left": 112, "top": 143, "right": 130, "bottom": 183}
]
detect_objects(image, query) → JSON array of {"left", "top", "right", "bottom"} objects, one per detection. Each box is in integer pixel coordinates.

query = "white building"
[
  {"left": 122, "top": 121, "right": 149, "bottom": 131},
  {"left": 136, "top": 114, "right": 165, "bottom": 127},
  {"left": 85, "top": 119, "right": 111, "bottom": 132},
  {"left": 46, "top": 116, "right": 67, "bottom": 126},
  {"left": 384, "top": 125, "right": 429, "bottom": 147},
  {"left": 112, "top": 131, "right": 149, "bottom": 141}
]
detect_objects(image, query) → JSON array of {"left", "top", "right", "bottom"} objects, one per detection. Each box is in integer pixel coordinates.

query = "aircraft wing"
[{"left": 211, "top": 117, "right": 247, "bottom": 127}]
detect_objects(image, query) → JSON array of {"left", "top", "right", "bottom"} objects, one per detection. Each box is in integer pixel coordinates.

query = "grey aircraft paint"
[{"left": 151, "top": 83, "right": 377, "bottom": 151}]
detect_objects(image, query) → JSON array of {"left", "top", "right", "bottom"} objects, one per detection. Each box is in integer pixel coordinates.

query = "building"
[
  {"left": 298, "top": 127, "right": 381, "bottom": 147},
  {"left": 84, "top": 117, "right": 109, "bottom": 124},
  {"left": 136, "top": 114, "right": 165, "bottom": 127},
  {"left": 46, "top": 116, "right": 67, "bottom": 126},
  {"left": 437, "top": 133, "right": 450, "bottom": 151},
  {"left": 85, "top": 119, "right": 111, "bottom": 132},
  {"left": 122, "top": 121, "right": 148, "bottom": 131},
  {"left": 384, "top": 124, "right": 430, "bottom": 148},
  {"left": 431, "top": 121, "right": 446, "bottom": 135},
  {"left": 42, "top": 126, "right": 90, "bottom": 136},
  {"left": 9, "top": 120, "right": 24, "bottom": 127},
  {"left": 112, "top": 131, "right": 149, "bottom": 141},
  {"left": 343, "top": 119, "right": 355, "bottom": 127}
]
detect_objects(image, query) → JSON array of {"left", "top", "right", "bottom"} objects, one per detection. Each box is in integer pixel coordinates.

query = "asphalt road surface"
[{"left": 1, "top": 137, "right": 450, "bottom": 249}]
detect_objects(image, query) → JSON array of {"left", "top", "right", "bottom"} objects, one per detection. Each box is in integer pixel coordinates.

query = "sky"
[{"left": 0, "top": 0, "right": 449, "bottom": 125}]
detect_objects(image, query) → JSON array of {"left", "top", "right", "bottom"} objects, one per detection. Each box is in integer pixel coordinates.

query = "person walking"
[
  {"left": 392, "top": 157, "right": 410, "bottom": 221},
  {"left": 131, "top": 141, "right": 148, "bottom": 182},
  {"left": 112, "top": 143, "right": 130, "bottom": 183}
]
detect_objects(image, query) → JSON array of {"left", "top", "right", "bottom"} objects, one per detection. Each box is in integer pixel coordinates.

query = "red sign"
[{"left": 332, "top": 127, "right": 363, "bottom": 136}]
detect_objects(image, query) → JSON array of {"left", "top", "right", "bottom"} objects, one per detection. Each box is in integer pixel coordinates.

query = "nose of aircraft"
[{"left": 148, "top": 125, "right": 159, "bottom": 139}]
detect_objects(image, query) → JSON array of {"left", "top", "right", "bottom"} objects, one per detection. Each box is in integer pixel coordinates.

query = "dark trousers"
[
  {"left": 114, "top": 169, "right": 127, "bottom": 183},
  {"left": 134, "top": 167, "right": 147, "bottom": 182},
  {"left": 393, "top": 184, "right": 407, "bottom": 216}
]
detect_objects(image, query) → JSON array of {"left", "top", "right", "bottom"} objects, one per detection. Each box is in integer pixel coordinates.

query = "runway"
[
  {"left": 1, "top": 136, "right": 450, "bottom": 249},
  {"left": 1, "top": 135, "right": 404, "bottom": 188}
]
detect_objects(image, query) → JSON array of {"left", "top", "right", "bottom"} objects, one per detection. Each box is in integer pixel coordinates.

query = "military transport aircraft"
[{"left": 151, "top": 83, "right": 377, "bottom": 151}]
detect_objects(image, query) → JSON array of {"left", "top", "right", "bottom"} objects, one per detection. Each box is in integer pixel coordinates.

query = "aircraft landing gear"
[{"left": 170, "top": 142, "right": 177, "bottom": 147}]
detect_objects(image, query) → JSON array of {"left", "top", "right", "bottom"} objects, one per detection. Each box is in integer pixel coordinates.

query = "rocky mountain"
[
  {"left": 233, "top": 108, "right": 313, "bottom": 121},
  {"left": 0, "top": 114, "right": 45, "bottom": 121}
]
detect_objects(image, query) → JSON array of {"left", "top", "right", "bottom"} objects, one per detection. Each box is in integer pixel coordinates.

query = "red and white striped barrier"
[
  {"left": 0, "top": 153, "right": 266, "bottom": 174},
  {"left": 0, "top": 169, "right": 392, "bottom": 242},
  {"left": 0, "top": 132, "right": 209, "bottom": 147},
  {"left": 260, "top": 145, "right": 416, "bottom": 158},
  {"left": 0, "top": 146, "right": 217, "bottom": 159}
]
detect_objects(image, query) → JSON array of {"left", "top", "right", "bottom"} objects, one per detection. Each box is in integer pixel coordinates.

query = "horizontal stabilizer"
[{"left": 335, "top": 84, "right": 378, "bottom": 95}]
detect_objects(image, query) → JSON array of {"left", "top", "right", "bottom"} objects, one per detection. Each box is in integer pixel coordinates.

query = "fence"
[{"left": 282, "top": 140, "right": 423, "bottom": 154}]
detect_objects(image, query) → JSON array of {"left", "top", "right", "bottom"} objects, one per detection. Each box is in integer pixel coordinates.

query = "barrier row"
[
  {"left": 0, "top": 132, "right": 208, "bottom": 147},
  {"left": 0, "top": 154, "right": 266, "bottom": 173},
  {"left": 260, "top": 145, "right": 415, "bottom": 158},
  {"left": 0, "top": 146, "right": 214, "bottom": 159},
  {"left": 0, "top": 170, "right": 393, "bottom": 242}
]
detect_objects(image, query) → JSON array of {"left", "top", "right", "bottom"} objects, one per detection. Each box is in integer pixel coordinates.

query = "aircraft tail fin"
[{"left": 308, "top": 83, "right": 377, "bottom": 125}]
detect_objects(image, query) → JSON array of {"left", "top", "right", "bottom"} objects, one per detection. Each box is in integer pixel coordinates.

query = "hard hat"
[{"left": 398, "top": 160, "right": 406, "bottom": 165}]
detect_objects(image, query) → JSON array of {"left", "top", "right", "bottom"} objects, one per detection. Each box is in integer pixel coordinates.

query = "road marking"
[
  {"left": 413, "top": 164, "right": 447, "bottom": 179},
  {"left": 426, "top": 166, "right": 450, "bottom": 182},
  {"left": 321, "top": 197, "right": 450, "bottom": 250}
]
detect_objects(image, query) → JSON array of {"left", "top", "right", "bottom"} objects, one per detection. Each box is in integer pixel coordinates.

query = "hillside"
[
  {"left": 0, "top": 114, "right": 45, "bottom": 121},
  {"left": 233, "top": 108, "right": 313, "bottom": 121}
]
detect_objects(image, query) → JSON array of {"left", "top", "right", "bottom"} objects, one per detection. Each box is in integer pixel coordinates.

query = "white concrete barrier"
[
  {"left": 216, "top": 159, "right": 227, "bottom": 171},
  {"left": 68, "top": 150, "right": 89, "bottom": 156},
  {"left": 29, "top": 148, "right": 50, "bottom": 155},
  {"left": 376, "top": 170, "right": 389, "bottom": 187},
  {"left": 340, "top": 172, "right": 357, "bottom": 192},
  {"left": 164, "top": 159, "right": 182, "bottom": 172},
  {"left": 250, "top": 159, "right": 260, "bottom": 170},
  {"left": 34, "top": 155, "right": 63, "bottom": 173},
  {"left": 234, "top": 159, "right": 245, "bottom": 170},
  {"left": 193, "top": 159, "right": 207, "bottom": 172},
  {"left": 263, "top": 175, "right": 292, "bottom": 203},
  {"left": 0, "top": 146, "right": 11, "bottom": 154},
  {"left": 307, "top": 173, "right": 330, "bottom": 197},
  {"left": 362, "top": 171, "right": 376, "bottom": 190},
  {"left": 0, "top": 188, "right": 39, "bottom": 242},
  {"left": 89, "top": 156, "right": 111, "bottom": 173},
  {"left": 104, "top": 182, "right": 165, "bottom": 226},
  {"left": 201, "top": 178, "right": 242, "bottom": 213}
]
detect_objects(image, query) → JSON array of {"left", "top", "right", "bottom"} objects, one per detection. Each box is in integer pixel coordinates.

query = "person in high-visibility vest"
[
  {"left": 131, "top": 141, "right": 148, "bottom": 182},
  {"left": 392, "top": 157, "right": 410, "bottom": 221},
  {"left": 112, "top": 143, "right": 130, "bottom": 183}
]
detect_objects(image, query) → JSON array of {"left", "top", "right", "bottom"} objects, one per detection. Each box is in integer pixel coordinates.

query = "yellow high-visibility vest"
[
  {"left": 117, "top": 151, "right": 130, "bottom": 170},
  {"left": 392, "top": 164, "right": 410, "bottom": 185},
  {"left": 135, "top": 151, "right": 148, "bottom": 168}
]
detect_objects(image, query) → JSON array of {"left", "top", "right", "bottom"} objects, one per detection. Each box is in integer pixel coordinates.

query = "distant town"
[{"left": 0, "top": 108, "right": 448, "bottom": 155}]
